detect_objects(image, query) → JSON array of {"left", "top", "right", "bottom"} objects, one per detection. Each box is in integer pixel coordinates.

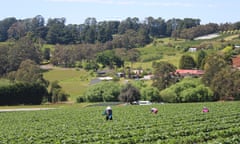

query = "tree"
[
  {"left": 118, "top": 83, "right": 140, "bottom": 104},
  {"left": 97, "top": 21, "right": 113, "bottom": 43},
  {"left": 0, "top": 17, "right": 17, "bottom": 41},
  {"left": 179, "top": 54, "right": 196, "bottom": 69},
  {"left": 152, "top": 61, "right": 177, "bottom": 91},
  {"left": 0, "top": 45, "right": 9, "bottom": 75},
  {"left": 43, "top": 47, "right": 51, "bottom": 61},
  {"left": 96, "top": 50, "right": 124, "bottom": 69},
  {"left": 14, "top": 59, "right": 48, "bottom": 86},
  {"left": 84, "top": 81, "right": 120, "bottom": 102},
  {"left": 160, "top": 78, "right": 213, "bottom": 103},
  {"left": 144, "top": 17, "right": 166, "bottom": 37},
  {"left": 50, "top": 80, "right": 69, "bottom": 103},
  {"left": 46, "top": 18, "right": 66, "bottom": 44},
  {"left": 211, "top": 68, "right": 240, "bottom": 100},
  {"left": 7, "top": 21, "right": 27, "bottom": 40},
  {"left": 51, "top": 45, "right": 76, "bottom": 67},
  {"left": 31, "top": 15, "right": 46, "bottom": 40},
  {"left": 118, "top": 17, "right": 140, "bottom": 34},
  {"left": 202, "top": 54, "right": 228, "bottom": 86},
  {"left": 196, "top": 50, "right": 207, "bottom": 69},
  {"left": 7, "top": 35, "right": 41, "bottom": 72},
  {"left": 141, "top": 86, "right": 160, "bottom": 102}
]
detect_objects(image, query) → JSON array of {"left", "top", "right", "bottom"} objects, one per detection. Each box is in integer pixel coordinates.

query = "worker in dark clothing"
[{"left": 103, "top": 106, "right": 113, "bottom": 120}]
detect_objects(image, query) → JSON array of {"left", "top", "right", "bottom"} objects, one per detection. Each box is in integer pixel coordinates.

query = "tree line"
[{"left": 1, "top": 15, "right": 240, "bottom": 45}]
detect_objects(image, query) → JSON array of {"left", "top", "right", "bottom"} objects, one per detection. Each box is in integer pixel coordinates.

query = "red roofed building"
[
  {"left": 232, "top": 56, "right": 240, "bottom": 68},
  {"left": 176, "top": 69, "right": 204, "bottom": 77}
]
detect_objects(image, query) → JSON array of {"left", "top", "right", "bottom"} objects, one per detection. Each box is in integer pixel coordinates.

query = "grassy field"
[
  {"left": 0, "top": 79, "right": 11, "bottom": 87},
  {"left": 43, "top": 68, "right": 93, "bottom": 101},
  {"left": 0, "top": 101, "right": 239, "bottom": 143}
]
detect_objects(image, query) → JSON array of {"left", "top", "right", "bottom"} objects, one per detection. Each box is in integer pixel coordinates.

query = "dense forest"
[{"left": 1, "top": 15, "right": 240, "bottom": 45}]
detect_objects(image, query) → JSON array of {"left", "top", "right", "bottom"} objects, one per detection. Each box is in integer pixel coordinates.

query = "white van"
[{"left": 138, "top": 101, "right": 152, "bottom": 105}]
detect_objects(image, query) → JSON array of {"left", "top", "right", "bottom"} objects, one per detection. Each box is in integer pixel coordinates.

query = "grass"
[
  {"left": 131, "top": 38, "right": 203, "bottom": 69},
  {"left": 0, "top": 79, "right": 12, "bottom": 87},
  {"left": 0, "top": 102, "right": 92, "bottom": 109},
  {"left": 43, "top": 68, "right": 93, "bottom": 101},
  {"left": 224, "top": 34, "right": 239, "bottom": 41}
]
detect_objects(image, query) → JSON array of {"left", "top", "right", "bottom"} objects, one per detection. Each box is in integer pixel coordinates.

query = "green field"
[
  {"left": 43, "top": 68, "right": 92, "bottom": 101},
  {"left": 0, "top": 102, "right": 239, "bottom": 143},
  {"left": 0, "top": 79, "right": 11, "bottom": 87}
]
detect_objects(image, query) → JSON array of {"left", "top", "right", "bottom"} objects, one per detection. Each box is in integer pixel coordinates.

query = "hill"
[{"left": 42, "top": 33, "right": 240, "bottom": 102}]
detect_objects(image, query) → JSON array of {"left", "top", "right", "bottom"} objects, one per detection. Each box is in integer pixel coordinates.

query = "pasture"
[
  {"left": 0, "top": 101, "right": 239, "bottom": 143},
  {"left": 43, "top": 68, "right": 92, "bottom": 101}
]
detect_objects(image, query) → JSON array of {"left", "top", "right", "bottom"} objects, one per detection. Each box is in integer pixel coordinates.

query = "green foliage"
[
  {"left": 43, "top": 47, "right": 51, "bottom": 60},
  {"left": 152, "top": 61, "right": 177, "bottom": 90},
  {"left": 0, "top": 45, "right": 8, "bottom": 75},
  {"left": 50, "top": 80, "right": 69, "bottom": 103},
  {"left": 0, "top": 82, "right": 47, "bottom": 105},
  {"left": 0, "top": 79, "right": 11, "bottom": 87},
  {"left": 82, "top": 60, "right": 99, "bottom": 71},
  {"left": 179, "top": 54, "right": 196, "bottom": 69},
  {"left": 196, "top": 50, "right": 207, "bottom": 69},
  {"left": 202, "top": 54, "right": 228, "bottom": 86},
  {"left": 6, "top": 36, "right": 41, "bottom": 73},
  {"left": 140, "top": 86, "right": 161, "bottom": 102},
  {"left": 0, "top": 102, "right": 239, "bottom": 143},
  {"left": 84, "top": 81, "right": 120, "bottom": 102},
  {"left": 118, "top": 83, "right": 140, "bottom": 103},
  {"left": 13, "top": 59, "right": 48, "bottom": 86},
  {"left": 160, "top": 78, "right": 213, "bottom": 103},
  {"left": 211, "top": 68, "right": 240, "bottom": 100},
  {"left": 96, "top": 50, "right": 124, "bottom": 69}
]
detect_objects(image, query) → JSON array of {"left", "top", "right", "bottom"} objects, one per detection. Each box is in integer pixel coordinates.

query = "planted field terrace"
[{"left": 0, "top": 102, "right": 239, "bottom": 144}]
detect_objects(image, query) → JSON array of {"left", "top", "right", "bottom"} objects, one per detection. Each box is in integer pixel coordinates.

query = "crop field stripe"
[{"left": 0, "top": 102, "right": 239, "bottom": 143}]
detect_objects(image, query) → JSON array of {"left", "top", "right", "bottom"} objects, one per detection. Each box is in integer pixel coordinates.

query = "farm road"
[{"left": 0, "top": 108, "right": 56, "bottom": 112}]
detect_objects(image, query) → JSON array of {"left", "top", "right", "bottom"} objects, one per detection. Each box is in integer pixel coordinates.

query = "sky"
[{"left": 1, "top": 0, "right": 240, "bottom": 25}]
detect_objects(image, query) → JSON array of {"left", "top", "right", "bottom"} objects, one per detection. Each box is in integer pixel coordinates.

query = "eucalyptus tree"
[
  {"left": 202, "top": 54, "right": 228, "bottom": 86},
  {"left": 0, "top": 17, "right": 17, "bottom": 41},
  {"left": 152, "top": 61, "right": 177, "bottom": 91}
]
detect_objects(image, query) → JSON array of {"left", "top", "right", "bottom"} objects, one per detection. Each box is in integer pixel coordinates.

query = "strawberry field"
[{"left": 0, "top": 102, "right": 239, "bottom": 144}]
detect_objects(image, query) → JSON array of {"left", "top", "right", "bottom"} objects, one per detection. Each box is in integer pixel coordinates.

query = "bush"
[
  {"left": 0, "top": 82, "right": 48, "bottom": 105},
  {"left": 84, "top": 81, "right": 120, "bottom": 102},
  {"left": 160, "top": 78, "right": 213, "bottom": 103}
]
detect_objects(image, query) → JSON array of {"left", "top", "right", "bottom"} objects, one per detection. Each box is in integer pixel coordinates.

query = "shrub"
[
  {"left": 0, "top": 82, "right": 47, "bottom": 105},
  {"left": 160, "top": 78, "right": 213, "bottom": 103}
]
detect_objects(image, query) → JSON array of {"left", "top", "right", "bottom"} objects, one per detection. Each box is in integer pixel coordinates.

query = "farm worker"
[
  {"left": 151, "top": 108, "right": 158, "bottom": 114},
  {"left": 202, "top": 107, "right": 209, "bottom": 113},
  {"left": 103, "top": 106, "right": 113, "bottom": 120}
]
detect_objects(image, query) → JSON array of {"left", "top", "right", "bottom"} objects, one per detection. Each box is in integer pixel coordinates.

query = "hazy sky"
[{"left": 1, "top": 0, "right": 239, "bottom": 24}]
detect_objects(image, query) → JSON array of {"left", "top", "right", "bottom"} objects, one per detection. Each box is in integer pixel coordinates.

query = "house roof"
[
  {"left": 176, "top": 69, "right": 204, "bottom": 75},
  {"left": 232, "top": 56, "right": 240, "bottom": 67}
]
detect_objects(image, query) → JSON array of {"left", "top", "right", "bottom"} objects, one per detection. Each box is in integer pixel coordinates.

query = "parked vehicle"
[{"left": 132, "top": 101, "right": 152, "bottom": 105}]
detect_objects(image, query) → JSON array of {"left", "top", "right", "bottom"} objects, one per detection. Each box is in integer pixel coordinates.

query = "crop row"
[{"left": 0, "top": 102, "right": 239, "bottom": 143}]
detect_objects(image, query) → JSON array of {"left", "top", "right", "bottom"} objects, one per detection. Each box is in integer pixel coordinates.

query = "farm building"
[
  {"left": 188, "top": 47, "right": 197, "bottom": 52},
  {"left": 176, "top": 69, "right": 204, "bottom": 77},
  {"left": 232, "top": 56, "right": 240, "bottom": 69}
]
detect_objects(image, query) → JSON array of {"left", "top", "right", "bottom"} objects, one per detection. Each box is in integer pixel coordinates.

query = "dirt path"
[{"left": 0, "top": 108, "right": 56, "bottom": 112}]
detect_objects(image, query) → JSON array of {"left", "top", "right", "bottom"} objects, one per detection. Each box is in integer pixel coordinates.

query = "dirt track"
[{"left": 0, "top": 108, "right": 56, "bottom": 112}]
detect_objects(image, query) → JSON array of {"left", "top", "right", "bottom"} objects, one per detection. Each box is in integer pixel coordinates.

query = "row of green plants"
[{"left": 0, "top": 102, "right": 239, "bottom": 143}]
